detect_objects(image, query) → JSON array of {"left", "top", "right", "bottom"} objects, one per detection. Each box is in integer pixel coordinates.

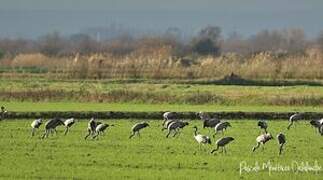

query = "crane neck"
[{"left": 193, "top": 127, "right": 198, "bottom": 136}]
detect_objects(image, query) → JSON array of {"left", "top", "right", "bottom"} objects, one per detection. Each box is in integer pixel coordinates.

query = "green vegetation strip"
[{"left": 1, "top": 102, "right": 323, "bottom": 112}]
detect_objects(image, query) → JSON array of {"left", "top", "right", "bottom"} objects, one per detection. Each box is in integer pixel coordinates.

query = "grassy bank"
[
  {"left": 1, "top": 101, "right": 323, "bottom": 113},
  {"left": 1, "top": 78, "right": 323, "bottom": 106}
]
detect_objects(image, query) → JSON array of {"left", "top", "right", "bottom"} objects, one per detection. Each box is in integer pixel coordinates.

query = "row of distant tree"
[{"left": 1, "top": 26, "right": 323, "bottom": 58}]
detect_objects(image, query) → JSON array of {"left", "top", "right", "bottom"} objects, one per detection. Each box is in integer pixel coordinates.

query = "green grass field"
[{"left": 0, "top": 120, "right": 322, "bottom": 179}]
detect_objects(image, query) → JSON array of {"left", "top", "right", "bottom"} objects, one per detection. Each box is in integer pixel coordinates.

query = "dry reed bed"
[{"left": 1, "top": 48, "right": 323, "bottom": 80}]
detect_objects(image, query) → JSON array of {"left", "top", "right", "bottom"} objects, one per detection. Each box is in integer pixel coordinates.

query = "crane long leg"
[
  {"left": 252, "top": 142, "right": 260, "bottom": 152},
  {"left": 166, "top": 130, "right": 171, "bottom": 138},
  {"left": 64, "top": 127, "right": 69, "bottom": 135},
  {"left": 279, "top": 144, "right": 284, "bottom": 155},
  {"left": 31, "top": 128, "right": 36, "bottom": 137},
  {"left": 41, "top": 129, "right": 48, "bottom": 139},
  {"left": 92, "top": 132, "right": 99, "bottom": 139},
  {"left": 84, "top": 129, "right": 91, "bottom": 140},
  {"left": 173, "top": 129, "right": 179, "bottom": 137}
]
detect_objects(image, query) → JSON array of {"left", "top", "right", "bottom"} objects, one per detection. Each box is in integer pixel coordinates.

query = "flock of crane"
[{"left": 1, "top": 106, "right": 323, "bottom": 155}]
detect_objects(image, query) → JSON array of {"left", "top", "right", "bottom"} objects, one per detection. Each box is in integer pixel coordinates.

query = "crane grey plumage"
[
  {"left": 41, "top": 118, "right": 65, "bottom": 139},
  {"left": 31, "top": 118, "right": 43, "bottom": 136},
  {"left": 214, "top": 121, "right": 231, "bottom": 135},
  {"left": 287, "top": 113, "right": 302, "bottom": 130},
  {"left": 63, "top": 118, "right": 75, "bottom": 135},
  {"left": 162, "top": 112, "right": 177, "bottom": 126},
  {"left": 257, "top": 120, "right": 268, "bottom": 133},
  {"left": 211, "top": 137, "right": 234, "bottom": 154},
  {"left": 165, "top": 121, "right": 189, "bottom": 138},
  {"left": 310, "top": 119, "right": 323, "bottom": 134},
  {"left": 197, "top": 112, "right": 221, "bottom": 129},
  {"left": 162, "top": 119, "right": 177, "bottom": 131},
  {"left": 0, "top": 106, "right": 7, "bottom": 121},
  {"left": 129, "top": 122, "right": 149, "bottom": 139},
  {"left": 193, "top": 126, "right": 211, "bottom": 150},
  {"left": 252, "top": 133, "right": 273, "bottom": 152},
  {"left": 204, "top": 118, "right": 221, "bottom": 129},
  {"left": 309, "top": 119, "right": 320, "bottom": 128},
  {"left": 84, "top": 118, "right": 102, "bottom": 140},
  {"left": 277, "top": 133, "right": 286, "bottom": 155},
  {"left": 92, "top": 123, "right": 114, "bottom": 139}
]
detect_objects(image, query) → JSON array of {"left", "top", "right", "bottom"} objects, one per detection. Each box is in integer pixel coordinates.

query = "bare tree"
[{"left": 191, "top": 26, "right": 222, "bottom": 56}]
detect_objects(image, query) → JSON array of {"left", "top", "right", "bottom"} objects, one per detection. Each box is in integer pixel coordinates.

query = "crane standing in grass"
[
  {"left": 165, "top": 121, "right": 189, "bottom": 138},
  {"left": 287, "top": 113, "right": 302, "bottom": 130},
  {"left": 162, "top": 119, "right": 177, "bottom": 131},
  {"left": 0, "top": 106, "right": 7, "bottom": 121},
  {"left": 41, "top": 118, "right": 65, "bottom": 139},
  {"left": 277, "top": 133, "right": 286, "bottom": 155},
  {"left": 252, "top": 133, "right": 273, "bottom": 152},
  {"left": 92, "top": 123, "right": 114, "bottom": 139},
  {"left": 84, "top": 118, "right": 102, "bottom": 140},
  {"left": 258, "top": 120, "right": 268, "bottom": 133},
  {"left": 63, "top": 118, "right": 76, "bottom": 135},
  {"left": 214, "top": 121, "right": 231, "bottom": 136},
  {"left": 310, "top": 119, "right": 323, "bottom": 134},
  {"left": 211, "top": 137, "right": 235, "bottom": 154},
  {"left": 31, "top": 118, "right": 43, "bottom": 136},
  {"left": 162, "top": 112, "right": 177, "bottom": 126},
  {"left": 193, "top": 126, "right": 211, "bottom": 150},
  {"left": 197, "top": 112, "right": 221, "bottom": 130},
  {"left": 129, "top": 122, "right": 149, "bottom": 139}
]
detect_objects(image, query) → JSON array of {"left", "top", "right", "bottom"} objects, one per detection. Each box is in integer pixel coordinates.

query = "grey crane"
[
  {"left": 31, "top": 118, "right": 43, "bottom": 136},
  {"left": 0, "top": 106, "right": 7, "bottom": 121},
  {"left": 287, "top": 113, "right": 302, "bottom": 130},
  {"left": 310, "top": 119, "right": 323, "bottom": 134},
  {"left": 165, "top": 121, "right": 189, "bottom": 138},
  {"left": 162, "top": 112, "right": 177, "bottom": 126},
  {"left": 277, "top": 133, "right": 286, "bottom": 155},
  {"left": 84, "top": 118, "right": 102, "bottom": 140},
  {"left": 197, "top": 112, "right": 221, "bottom": 129},
  {"left": 129, "top": 122, "right": 149, "bottom": 139},
  {"left": 211, "top": 137, "right": 235, "bottom": 154},
  {"left": 252, "top": 133, "right": 273, "bottom": 152},
  {"left": 63, "top": 118, "right": 76, "bottom": 135},
  {"left": 214, "top": 121, "right": 231, "bottom": 136},
  {"left": 258, "top": 120, "right": 268, "bottom": 133},
  {"left": 161, "top": 119, "right": 177, "bottom": 131},
  {"left": 92, "top": 123, "right": 114, "bottom": 139},
  {"left": 41, "top": 118, "right": 65, "bottom": 139}
]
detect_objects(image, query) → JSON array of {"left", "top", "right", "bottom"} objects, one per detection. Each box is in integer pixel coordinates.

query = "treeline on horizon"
[
  {"left": 0, "top": 26, "right": 323, "bottom": 80},
  {"left": 1, "top": 26, "right": 323, "bottom": 57}
]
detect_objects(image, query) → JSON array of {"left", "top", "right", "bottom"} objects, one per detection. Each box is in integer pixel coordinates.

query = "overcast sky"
[{"left": 0, "top": 0, "right": 322, "bottom": 38}]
